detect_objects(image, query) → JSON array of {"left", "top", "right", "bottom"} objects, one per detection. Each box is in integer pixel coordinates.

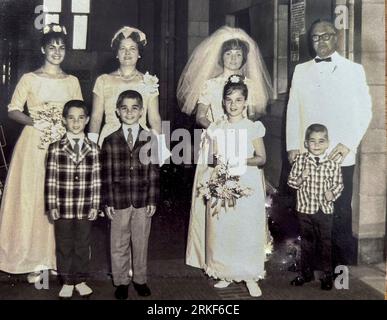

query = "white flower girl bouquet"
[{"left": 198, "top": 155, "right": 253, "bottom": 217}]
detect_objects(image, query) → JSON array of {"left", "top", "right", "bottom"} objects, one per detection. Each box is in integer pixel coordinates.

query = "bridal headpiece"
[{"left": 176, "top": 26, "right": 272, "bottom": 116}]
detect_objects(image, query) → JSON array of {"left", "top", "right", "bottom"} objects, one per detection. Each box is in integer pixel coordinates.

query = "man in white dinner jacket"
[{"left": 286, "top": 20, "right": 372, "bottom": 267}]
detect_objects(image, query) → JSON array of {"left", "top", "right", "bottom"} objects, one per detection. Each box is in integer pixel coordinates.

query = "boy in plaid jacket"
[
  {"left": 45, "top": 100, "right": 101, "bottom": 299},
  {"left": 288, "top": 123, "right": 343, "bottom": 291},
  {"left": 101, "top": 90, "right": 159, "bottom": 299}
]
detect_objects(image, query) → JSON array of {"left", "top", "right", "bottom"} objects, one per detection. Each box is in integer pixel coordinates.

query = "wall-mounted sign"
[
  {"left": 290, "top": 0, "right": 306, "bottom": 62},
  {"left": 290, "top": 0, "right": 306, "bottom": 35}
]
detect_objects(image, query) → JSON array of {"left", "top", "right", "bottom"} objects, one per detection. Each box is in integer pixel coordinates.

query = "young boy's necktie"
[
  {"left": 73, "top": 138, "right": 80, "bottom": 162},
  {"left": 127, "top": 128, "right": 133, "bottom": 150}
]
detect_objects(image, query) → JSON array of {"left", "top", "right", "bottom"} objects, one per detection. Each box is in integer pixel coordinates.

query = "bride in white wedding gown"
[{"left": 176, "top": 26, "right": 272, "bottom": 274}]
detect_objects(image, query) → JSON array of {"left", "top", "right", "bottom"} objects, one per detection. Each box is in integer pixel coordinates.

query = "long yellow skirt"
[{"left": 0, "top": 126, "right": 56, "bottom": 274}]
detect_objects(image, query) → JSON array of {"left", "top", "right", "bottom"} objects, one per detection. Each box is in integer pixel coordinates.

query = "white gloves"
[{"left": 155, "top": 133, "right": 171, "bottom": 167}]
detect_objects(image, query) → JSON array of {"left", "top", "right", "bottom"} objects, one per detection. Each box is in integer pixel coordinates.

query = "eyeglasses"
[{"left": 311, "top": 33, "right": 336, "bottom": 42}]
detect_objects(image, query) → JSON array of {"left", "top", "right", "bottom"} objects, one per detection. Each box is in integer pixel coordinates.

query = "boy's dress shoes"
[
  {"left": 115, "top": 285, "right": 129, "bottom": 300},
  {"left": 320, "top": 274, "right": 333, "bottom": 290},
  {"left": 133, "top": 282, "right": 151, "bottom": 297},
  {"left": 290, "top": 271, "right": 314, "bottom": 286},
  {"left": 75, "top": 282, "right": 93, "bottom": 298}
]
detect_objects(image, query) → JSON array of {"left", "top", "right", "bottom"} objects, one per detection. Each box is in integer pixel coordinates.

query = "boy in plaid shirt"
[
  {"left": 101, "top": 90, "right": 159, "bottom": 299},
  {"left": 45, "top": 100, "right": 101, "bottom": 299},
  {"left": 288, "top": 123, "right": 343, "bottom": 290}
]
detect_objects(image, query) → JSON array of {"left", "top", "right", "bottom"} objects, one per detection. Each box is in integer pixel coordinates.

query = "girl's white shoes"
[
  {"left": 50, "top": 269, "right": 58, "bottom": 276},
  {"left": 214, "top": 279, "right": 262, "bottom": 297},
  {"left": 27, "top": 270, "right": 56, "bottom": 284},
  {"left": 245, "top": 281, "right": 262, "bottom": 297},
  {"left": 27, "top": 272, "right": 43, "bottom": 284},
  {"left": 214, "top": 280, "right": 232, "bottom": 288}
]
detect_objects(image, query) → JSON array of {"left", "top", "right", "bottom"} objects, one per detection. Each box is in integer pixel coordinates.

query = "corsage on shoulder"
[{"left": 143, "top": 72, "right": 159, "bottom": 95}]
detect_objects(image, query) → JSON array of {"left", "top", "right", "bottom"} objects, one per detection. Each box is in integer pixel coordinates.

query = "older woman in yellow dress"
[{"left": 89, "top": 26, "right": 169, "bottom": 163}]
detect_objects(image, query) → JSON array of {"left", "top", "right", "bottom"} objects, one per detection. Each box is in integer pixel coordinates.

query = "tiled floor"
[{"left": 349, "top": 262, "right": 386, "bottom": 296}]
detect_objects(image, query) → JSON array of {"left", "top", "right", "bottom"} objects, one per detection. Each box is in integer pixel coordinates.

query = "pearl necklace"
[{"left": 118, "top": 68, "right": 138, "bottom": 81}]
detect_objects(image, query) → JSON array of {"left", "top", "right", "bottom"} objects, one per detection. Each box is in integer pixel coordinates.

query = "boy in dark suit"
[
  {"left": 45, "top": 100, "right": 101, "bottom": 299},
  {"left": 101, "top": 90, "right": 159, "bottom": 299}
]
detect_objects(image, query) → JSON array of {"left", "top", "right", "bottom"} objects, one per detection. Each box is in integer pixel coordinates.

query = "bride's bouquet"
[
  {"left": 198, "top": 155, "right": 253, "bottom": 217},
  {"left": 31, "top": 102, "right": 66, "bottom": 149}
]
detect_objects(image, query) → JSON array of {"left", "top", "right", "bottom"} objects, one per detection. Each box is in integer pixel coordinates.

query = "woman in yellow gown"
[{"left": 0, "top": 24, "right": 82, "bottom": 282}]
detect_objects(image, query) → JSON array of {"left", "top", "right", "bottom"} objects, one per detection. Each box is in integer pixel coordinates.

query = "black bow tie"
[{"left": 315, "top": 57, "right": 332, "bottom": 63}]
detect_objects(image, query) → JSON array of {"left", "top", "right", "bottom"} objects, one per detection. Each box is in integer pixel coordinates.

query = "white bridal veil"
[{"left": 177, "top": 26, "right": 273, "bottom": 116}]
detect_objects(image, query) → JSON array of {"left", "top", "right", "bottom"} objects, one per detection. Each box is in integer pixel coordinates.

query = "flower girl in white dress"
[{"left": 204, "top": 75, "right": 267, "bottom": 297}]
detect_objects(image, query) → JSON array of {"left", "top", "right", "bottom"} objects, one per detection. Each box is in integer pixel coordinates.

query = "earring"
[{"left": 138, "top": 55, "right": 141, "bottom": 58}]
